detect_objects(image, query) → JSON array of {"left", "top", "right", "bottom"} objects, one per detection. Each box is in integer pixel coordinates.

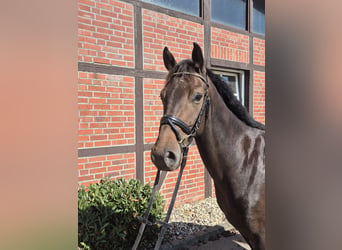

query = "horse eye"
[{"left": 193, "top": 93, "right": 203, "bottom": 102}]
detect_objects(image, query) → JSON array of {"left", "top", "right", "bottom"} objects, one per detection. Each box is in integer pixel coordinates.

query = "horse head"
[{"left": 151, "top": 43, "right": 209, "bottom": 171}]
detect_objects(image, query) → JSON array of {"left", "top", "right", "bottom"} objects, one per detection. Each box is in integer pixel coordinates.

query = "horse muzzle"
[{"left": 151, "top": 144, "right": 181, "bottom": 171}]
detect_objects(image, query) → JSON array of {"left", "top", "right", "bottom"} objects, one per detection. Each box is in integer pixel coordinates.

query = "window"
[
  {"left": 142, "top": 0, "right": 200, "bottom": 17},
  {"left": 211, "top": 0, "right": 247, "bottom": 30},
  {"left": 215, "top": 69, "right": 247, "bottom": 107},
  {"left": 253, "top": 0, "right": 265, "bottom": 35}
]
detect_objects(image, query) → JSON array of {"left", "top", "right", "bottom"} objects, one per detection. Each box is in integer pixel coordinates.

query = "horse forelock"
[
  {"left": 171, "top": 59, "right": 195, "bottom": 73},
  {"left": 164, "top": 60, "right": 198, "bottom": 89}
]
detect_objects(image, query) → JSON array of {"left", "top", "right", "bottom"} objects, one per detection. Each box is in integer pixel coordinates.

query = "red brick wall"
[
  {"left": 143, "top": 9, "right": 204, "bottom": 71},
  {"left": 253, "top": 71, "right": 265, "bottom": 124},
  {"left": 211, "top": 27, "right": 249, "bottom": 63},
  {"left": 253, "top": 38, "right": 265, "bottom": 66},
  {"left": 78, "top": 153, "right": 135, "bottom": 187},
  {"left": 78, "top": 0, "right": 134, "bottom": 67},
  {"left": 253, "top": 38, "right": 265, "bottom": 124},
  {"left": 143, "top": 78, "right": 164, "bottom": 144},
  {"left": 78, "top": 72, "right": 135, "bottom": 149}
]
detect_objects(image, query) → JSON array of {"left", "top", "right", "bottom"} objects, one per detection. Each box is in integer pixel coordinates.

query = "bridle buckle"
[{"left": 178, "top": 134, "right": 194, "bottom": 148}]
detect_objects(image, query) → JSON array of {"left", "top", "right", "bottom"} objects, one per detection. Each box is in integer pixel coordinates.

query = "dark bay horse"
[{"left": 151, "top": 43, "right": 265, "bottom": 249}]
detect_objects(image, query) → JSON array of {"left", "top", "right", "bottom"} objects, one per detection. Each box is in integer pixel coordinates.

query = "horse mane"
[{"left": 206, "top": 68, "right": 265, "bottom": 130}]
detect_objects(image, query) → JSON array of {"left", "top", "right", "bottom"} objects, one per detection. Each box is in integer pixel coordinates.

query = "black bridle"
[
  {"left": 160, "top": 71, "right": 210, "bottom": 148},
  {"left": 132, "top": 71, "right": 210, "bottom": 250}
]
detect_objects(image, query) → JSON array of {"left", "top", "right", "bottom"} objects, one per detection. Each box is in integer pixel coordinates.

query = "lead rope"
[
  {"left": 153, "top": 146, "right": 189, "bottom": 250},
  {"left": 131, "top": 146, "right": 190, "bottom": 250},
  {"left": 132, "top": 170, "right": 161, "bottom": 250}
]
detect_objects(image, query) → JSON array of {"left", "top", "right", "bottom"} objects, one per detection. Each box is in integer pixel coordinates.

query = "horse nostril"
[{"left": 164, "top": 151, "right": 177, "bottom": 167}]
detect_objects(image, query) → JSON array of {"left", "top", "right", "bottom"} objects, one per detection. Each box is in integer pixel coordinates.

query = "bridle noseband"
[{"left": 160, "top": 71, "right": 210, "bottom": 148}]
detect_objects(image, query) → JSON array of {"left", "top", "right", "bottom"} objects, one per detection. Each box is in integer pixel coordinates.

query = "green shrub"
[{"left": 78, "top": 177, "right": 165, "bottom": 250}]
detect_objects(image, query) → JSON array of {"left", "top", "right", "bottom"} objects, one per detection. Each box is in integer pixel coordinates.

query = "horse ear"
[
  {"left": 192, "top": 42, "right": 204, "bottom": 73},
  {"left": 163, "top": 47, "right": 176, "bottom": 71}
]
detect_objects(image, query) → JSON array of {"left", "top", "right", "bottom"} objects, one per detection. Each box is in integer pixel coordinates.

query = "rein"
[{"left": 132, "top": 72, "right": 210, "bottom": 250}]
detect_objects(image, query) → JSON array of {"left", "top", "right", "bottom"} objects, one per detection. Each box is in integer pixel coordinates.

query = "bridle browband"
[{"left": 160, "top": 71, "right": 210, "bottom": 148}]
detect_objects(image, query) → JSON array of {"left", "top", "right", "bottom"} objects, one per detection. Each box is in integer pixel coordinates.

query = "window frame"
[
  {"left": 141, "top": 0, "right": 202, "bottom": 17},
  {"left": 140, "top": 0, "right": 264, "bottom": 37},
  {"left": 209, "top": 0, "right": 265, "bottom": 36},
  {"left": 212, "top": 68, "right": 248, "bottom": 108},
  {"left": 251, "top": 0, "right": 265, "bottom": 35},
  {"left": 211, "top": 0, "right": 248, "bottom": 31},
  {"left": 249, "top": 0, "right": 265, "bottom": 35}
]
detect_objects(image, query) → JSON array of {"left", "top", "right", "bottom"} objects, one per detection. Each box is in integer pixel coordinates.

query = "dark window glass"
[
  {"left": 221, "top": 75, "right": 239, "bottom": 98},
  {"left": 211, "top": 0, "right": 247, "bottom": 30},
  {"left": 142, "top": 0, "right": 200, "bottom": 16},
  {"left": 253, "top": 0, "right": 265, "bottom": 35}
]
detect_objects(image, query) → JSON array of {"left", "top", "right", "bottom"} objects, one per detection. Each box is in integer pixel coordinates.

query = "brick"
[
  {"left": 78, "top": 23, "right": 96, "bottom": 32},
  {"left": 85, "top": 162, "right": 102, "bottom": 169},
  {"left": 78, "top": 175, "right": 95, "bottom": 182},
  {"left": 79, "top": 110, "right": 97, "bottom": 116},
  {"left": 79, "top": 4, "right": 91, "bottom": 12},
  {"left": 96, "top": 2, "right": 112, "bottom": 11},
  {"left": 80, "top": 170, "right": 89, "bottom": 176},
  {"left": 93, "top": 32, "right": 109, "bottom": 40},
  {"left": 94, "top": 174, "right": 103, "bottom": 179},
  {"left": 90, "top": 167, "right": 107, "bottom": 174},
  {"left": 89, "top": 98, "right": 106, "bottom": 104},
  {"left": 78, "top": 135, "right": 89, "bottom": 141},
  {"left": 87, "top": 156, "right": 106, "bottom": 162},
  {"left": 95, "top": 14, "right": 112, "bottom": 23},
  {"left": 78, "top": 17, "right": 92, "bottom": 25},
  {"left": 92, "top": 20, "right": 109, "bottom": 28},
  {"left": 101, "top": 9, "right": 117, "bottom": 18},
  {"left": 79, "top": 0, "right": 95, "bottom": 6},
  {"left": 93, "top": 56, "right": 109, "bottom": 63}
]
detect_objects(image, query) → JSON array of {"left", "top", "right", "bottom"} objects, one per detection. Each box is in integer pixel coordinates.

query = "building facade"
[{"left": 78, "top": 0, "right": 265, "bottom": 207}]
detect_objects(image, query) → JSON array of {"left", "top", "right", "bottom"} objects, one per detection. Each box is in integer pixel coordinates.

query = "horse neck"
[{"left": 195, "top": 78, "right": 256, "bottom": 178}]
